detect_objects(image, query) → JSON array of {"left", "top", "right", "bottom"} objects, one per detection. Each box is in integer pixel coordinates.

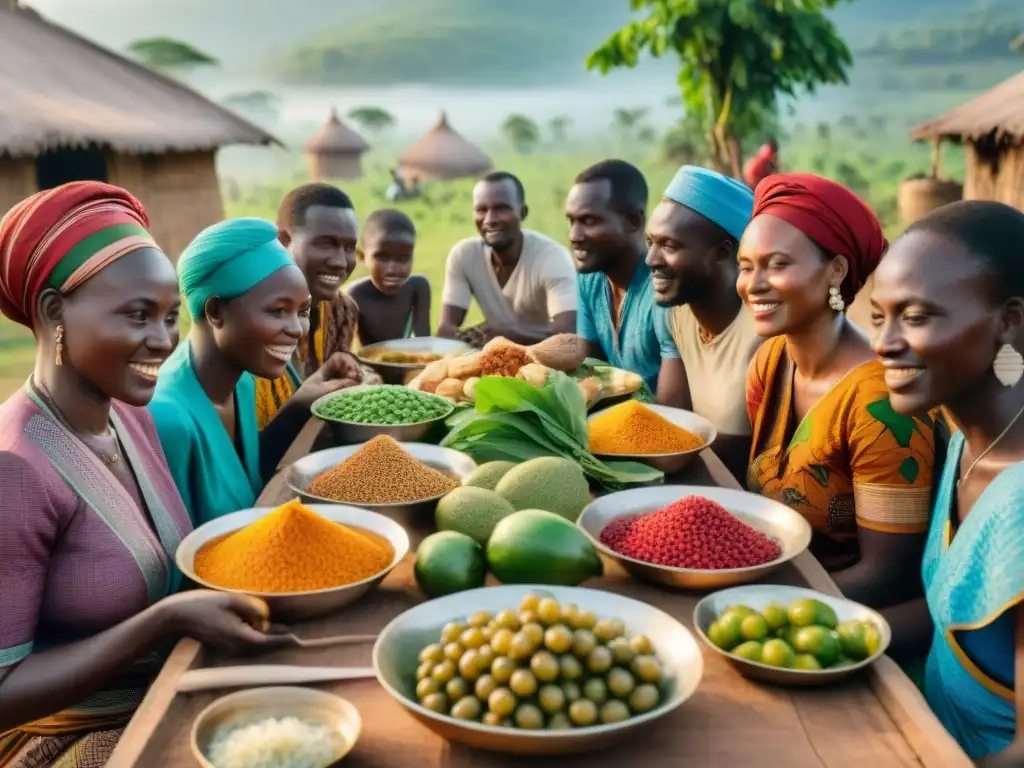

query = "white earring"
[
  {"left": 828, "top": 286, "right": 845, "bottom": 312},
  {"left": 993, "top": 343, "right": 1024, "bottom": 387}
]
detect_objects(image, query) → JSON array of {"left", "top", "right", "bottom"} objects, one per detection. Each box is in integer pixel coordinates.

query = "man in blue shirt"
[{"left": 565, "top": 160, "right": 665, "bottom": 392}]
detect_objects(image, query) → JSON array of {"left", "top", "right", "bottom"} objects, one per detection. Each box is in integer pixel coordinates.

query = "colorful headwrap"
[
  {"left": 0, "top": 181, "right": 158, "bottom": 328},
  {"left": 178, "top": 217, "right": 296, "bottom": 320},
  {"left": 663, "top": 165, "right": 754, "bottom": 242},
  {"left": 752, "top": 173, "right": 888, "bottom": 304}
]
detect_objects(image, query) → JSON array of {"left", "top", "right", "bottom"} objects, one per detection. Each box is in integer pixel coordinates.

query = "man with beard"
[
  {"left": 437, "top": 171, "right": 576, "bottom": 347},
  {"left": 649, "top": 165, "right": 762, "bottom": 479},
  {"left": 566, "top": 160, "right": 663, "bottom": 391}
]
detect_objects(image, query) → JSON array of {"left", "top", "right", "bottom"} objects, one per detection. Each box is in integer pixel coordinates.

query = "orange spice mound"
[
  {"left": 588, "top": 400, "right": 704, "bottom": 455},
  {"left": 194, "top": 499, "right": 394, "bottom": 593}
]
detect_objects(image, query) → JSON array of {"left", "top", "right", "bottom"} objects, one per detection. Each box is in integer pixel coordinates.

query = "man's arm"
[
  {"left": 437, "top": 304, "right": 468, "bottom": 338},
  {"left": 654, "top": 308, "right": 692, "bottom": 407},
  {"left": 436, "top": 244, "right": 473, "bottom": 337}
]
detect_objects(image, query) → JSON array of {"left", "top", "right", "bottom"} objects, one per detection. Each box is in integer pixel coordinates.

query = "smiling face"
[
  {"left": 565, "top": 179, "right": 636, "bottom": 275},
  {"left": 362, "top": 229, "right": 415, "bottom": 295},
  {"left": 870, "top": 230, "right": 1017, "bottom": 416},
  {"left": 285, "top": 204, "right": 358, "bottom": 303},
  {"left": 57, "top": 246, "right": 180, "bottom": 406},
  {"left": 473, "top": 179, "right": 525, "bottom": 252},
  {"left": 736, "top": 214, "right": 846, "bottom": 337},
  {"left": 645, "top": 199, "right": 730, "bottom": 307},
  {"left": 211, "top": 265, "right": 311, "bottom": 380}
]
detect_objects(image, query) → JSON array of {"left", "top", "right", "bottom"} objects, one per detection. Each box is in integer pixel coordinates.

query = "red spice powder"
[{"left": 599, "top": 495, "right": 781, "bottom": 570}]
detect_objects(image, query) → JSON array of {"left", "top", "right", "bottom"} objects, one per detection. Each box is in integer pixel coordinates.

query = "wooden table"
[{"left": 109, "top": 420, "right": 972, "bottom": 767}]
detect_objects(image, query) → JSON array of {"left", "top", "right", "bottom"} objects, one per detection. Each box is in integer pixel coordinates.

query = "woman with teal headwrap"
[{"left": 150, "top": 218, "right": 361, "bottom": 525}]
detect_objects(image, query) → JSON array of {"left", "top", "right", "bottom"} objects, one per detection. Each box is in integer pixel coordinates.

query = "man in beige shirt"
[
  {"left": 437, "top": 172, "right": 577, "bottom": 346},
  {"left": 648, "top": 166, "right": 763, "bottom": 480}
]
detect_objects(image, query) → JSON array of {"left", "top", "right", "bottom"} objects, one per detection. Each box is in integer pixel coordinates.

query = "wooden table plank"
[{"left": 108, "top": 424, "right": 971, "bottom": 768}]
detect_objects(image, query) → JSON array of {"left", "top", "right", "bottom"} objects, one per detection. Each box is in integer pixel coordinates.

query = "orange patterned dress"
[{"left": 746, "top": 336, "right": 934, "bottom": 570}]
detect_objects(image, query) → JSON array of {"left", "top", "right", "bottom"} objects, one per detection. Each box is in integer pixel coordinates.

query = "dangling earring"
[
  {"left": 54, "top": 325, "right": 64, "bottom": 366},
  {"left": 828, "top": 286, "right": 845, "bottom": 312},
  {"left": 993, "top": 343, "right": 1024, "bottom": 387}
]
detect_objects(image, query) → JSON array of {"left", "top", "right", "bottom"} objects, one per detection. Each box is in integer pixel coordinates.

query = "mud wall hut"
[
  {"left": 399, "top": 113, "right": 493, "bottom": 181},
  {"left": 0, "top": 2, "right": 279, "bottom": 259},
  {"left": 304, "top": 109, "right": 369, "bottom": 180},
  {"left": 909, "top": 70, "right": 1024, "bottom": 212}
]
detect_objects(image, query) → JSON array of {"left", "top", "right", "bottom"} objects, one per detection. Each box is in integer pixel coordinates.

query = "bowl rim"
[
  {"left": 575, "top": 485, "right": 812, "bottom": 577},
  {"left": 311, "top": 384, "right": 455, "bottom": 427},
  {"left": 371, "top": 583, "right": 704, "bottom": 740},
  {"left": 587, "top": 404, "right": 719, "bottom": 459},
  {"left": 190, "top": 685, "right": 361, "bottom": 767},
  {"left": 691, "top": 584, "right": 893, "bottom": 677},
  {"left": 175, "top": 504, "right": 410, "bottom": 599},
  {"left": 356, "top": 337, "right": 471, "bottom": 369},
  {"left": 284, "top": 442, "right": 474, "bottom": 509}
]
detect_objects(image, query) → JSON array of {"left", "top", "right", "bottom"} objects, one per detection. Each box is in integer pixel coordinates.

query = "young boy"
[{"left": 347, "top": 208, "right": 432, "bottom": 345}]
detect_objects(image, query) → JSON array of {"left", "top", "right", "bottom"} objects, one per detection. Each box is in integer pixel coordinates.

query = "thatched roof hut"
[
  {"left": 399, "top": 112, "right": 493, "bottom": 181},
  {"left": 0, "top": 2, "right": 279, "bottom": 258},
  {"left": 304, "top": 108, "right": 369, "bottom": 181},
  {"left": 909, "top": 70, "right": 1024, "bottom": 212}
]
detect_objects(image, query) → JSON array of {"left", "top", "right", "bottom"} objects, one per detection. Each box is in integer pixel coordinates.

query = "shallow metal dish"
[
  {"left": 312, "top": 384, "right": 454, "bottom": 445},
  {"left": 285, "top": 442, "right": 476, "bottom": 529},
  {"left": 576, "top": 485, "right": 812, "bottom": 591},
  {"left": 357, "top": 337, "right": 470, "bottom": 384},
  {"left": 693, "top": 584, "right": 892, "bottom": 686},
  {"left": 373, "top": 584, "right": 703, "bottom": 756},
  {"left": 191, "top": 686, "right": 361, "bottom": 768},
  {"left": 587, "top": 404, "right": 717, "bottom": 474},
  {"left": 176, "top": 504, "right": 409, "bottom": 621}
]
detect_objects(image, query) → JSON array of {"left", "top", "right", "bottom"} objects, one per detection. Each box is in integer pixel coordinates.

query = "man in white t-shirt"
[{"left": 437, "top": 172, "right": 577, "bottom": 346}]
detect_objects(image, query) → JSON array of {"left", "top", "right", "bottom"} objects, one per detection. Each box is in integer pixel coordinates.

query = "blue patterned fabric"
[
  {"left": 922, "top": 429, "right": 1024, "bottom": 759},
  {"left": 576, "top": 261, "right": 666, "bottom": 392}
]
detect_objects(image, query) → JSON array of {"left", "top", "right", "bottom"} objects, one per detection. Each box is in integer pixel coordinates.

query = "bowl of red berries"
[{"left": 576, "top": 486, "right": 812, "bottom": 590}]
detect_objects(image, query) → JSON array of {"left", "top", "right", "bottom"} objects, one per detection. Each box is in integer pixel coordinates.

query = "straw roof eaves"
[
  {"left": 303, "top": 109, "right": 369, "bottom": 155},
  {"left": 909, "top": 69, "right": 1024, "bottom": 144},
  {"left": 399, "top": 112, "right": 492, "bottom": 176}
]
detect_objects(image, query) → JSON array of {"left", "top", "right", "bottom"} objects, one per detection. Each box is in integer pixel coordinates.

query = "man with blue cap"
[{"left": 649, "top": 166, "right": 763, "bottom": 479}]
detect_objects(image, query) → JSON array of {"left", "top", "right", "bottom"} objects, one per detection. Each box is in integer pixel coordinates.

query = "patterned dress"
[
  {"left": 0, "top": 383, "right": 192, "bottom": 768},
  {"left": 746, "top": 336, "right": 934, "bottom": 570}
]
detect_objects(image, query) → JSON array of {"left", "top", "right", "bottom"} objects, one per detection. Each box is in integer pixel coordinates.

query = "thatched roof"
[
  {"left": 910, "top": 70, "right": 1024, "bottom": 143},
  {"left": 303, "top": 109, "right": 369, "bottom": 155},
  {"left": 399, "top": 112, "right": 492, "bottom": 180},
  {"left": 0, "top": 3, "right": 279, "bottom": 157}
]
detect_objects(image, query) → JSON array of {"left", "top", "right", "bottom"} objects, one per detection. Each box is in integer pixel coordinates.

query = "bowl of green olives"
[{"left": 372, "top": 585, "right": 704, "bottom": 756}]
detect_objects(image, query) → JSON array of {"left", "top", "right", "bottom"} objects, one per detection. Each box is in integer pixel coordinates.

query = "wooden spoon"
[
  {"left": 177, "top": 665, "right": 376, "bottom": 693},
  {"left": 280, "top": 633, "right": 377, "bottom": 649}
]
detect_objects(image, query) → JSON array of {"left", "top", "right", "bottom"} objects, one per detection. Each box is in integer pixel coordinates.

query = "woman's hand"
[
  {"left": 156, "top": 591, "right": 285, "bottom": 655},
  {"left": 291, "top": 352, "right": 362, "bottom": 410}
]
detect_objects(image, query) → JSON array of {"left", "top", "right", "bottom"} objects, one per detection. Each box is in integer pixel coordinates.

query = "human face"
[
  {"left": 473, "top": 179, "right": 524, "bottom": 252},
  {"left": 565, "top": 180, "right": 636, "bottom": 275},
  {"left": 284, "top": 205, "right": 358, "bottom": 303},
  {"left": 736, "top": 214, "right": 845, "bottom": 338},
  {"left": 870, "top": 230, "right": 1012, "bottom": 416},
  {"left": 213, "top": 265, "right": 311, "bottom": 380},
  {"left": 362, "top": 229, "right": 415, "bottom": 295},
  {"left": 59, "top": 246, "right": 180, "bottom": 407},
  {"left": 645, "top": 200, "right": 726, "bottom": 307}
]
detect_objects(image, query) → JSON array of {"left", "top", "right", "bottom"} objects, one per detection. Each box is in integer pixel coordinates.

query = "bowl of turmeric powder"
[
  {"left": 587, "top": 401, "right": 717, "bottom": 475},
  {"left": 175, "top": 499, "right": 410, "bottom": 620}
]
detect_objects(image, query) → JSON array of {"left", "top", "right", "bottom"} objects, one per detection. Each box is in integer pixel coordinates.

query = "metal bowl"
[
  {"left": 285, "top": 443, "right": 477, "bottom": 529},
  {"left": 373, "top": 584, "right": 704, "bottom": 756},
  {"left": 312, "top": 384, "right": 455, "bottom": 446},
  {"left": 176, "top": 504, "right": 409, "bottom": 621},
  {"left": 357, "top": 337, "right": 471, "bottom": 384},
  {"left": 693, "top": 584, "right": 892, "bottom": 686},
  {"left": 588, "top": 404, "right": 718, "bottom": 474},
  {"left": 191, "top": 686, "right": 361, "bottom": 768},
  {"left": 576, "top": 485, "right": 812, "bottom": 591}
]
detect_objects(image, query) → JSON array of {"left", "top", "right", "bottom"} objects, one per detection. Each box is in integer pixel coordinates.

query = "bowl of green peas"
[{"left": 311, "top": 384, "right": 456, "bottom": 445}]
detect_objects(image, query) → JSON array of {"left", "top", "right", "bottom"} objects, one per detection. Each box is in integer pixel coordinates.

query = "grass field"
[{"left": 0, "top": 131, "right": 952, "bottom": 400}]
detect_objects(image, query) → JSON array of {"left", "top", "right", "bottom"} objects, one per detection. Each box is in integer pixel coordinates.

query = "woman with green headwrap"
[{"left": 149, "top": 218, "right": 360, "bottom": 525}]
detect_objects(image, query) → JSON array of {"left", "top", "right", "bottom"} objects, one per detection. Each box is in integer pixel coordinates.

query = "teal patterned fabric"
[{"left": 922, "top": 430, "right": 1024, "bottom": 759}]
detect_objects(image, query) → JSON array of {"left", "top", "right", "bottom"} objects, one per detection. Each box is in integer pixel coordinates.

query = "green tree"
[
  {"left": 221, "top": 91, "right": 279, "bottom": 123},
  {"left": 1013, "top": 33, "right": 1024, "bottom": 52},
  {"left": 126, "top": 37, "right": 218, "bottom": 72},
  {"left": 501, "top": 114, "right": 541, "bottom": 154},
  {"left": 587, "top": 0, "right": 853, "bottom": 177},
  {"left": 548, "top": 116, "right": 572, "bottom": 144},
  {"left": 347, "top": 106, "right": 396, "bottom": 136}
]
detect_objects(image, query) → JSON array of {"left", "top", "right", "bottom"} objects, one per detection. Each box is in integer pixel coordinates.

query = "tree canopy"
[
  {"left": 347, "top": 106, "right": 396, "bottom": 135},
  {"left": 587, "top": 0, "right": 853, "bottom": 175},
  {"left": 127, "top": 37, "right": 219, "bottom": 71}
]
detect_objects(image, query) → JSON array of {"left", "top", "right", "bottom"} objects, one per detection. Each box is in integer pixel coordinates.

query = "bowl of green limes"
[{"left": 692, "top": 584, "right": 891, "bottom": 686}]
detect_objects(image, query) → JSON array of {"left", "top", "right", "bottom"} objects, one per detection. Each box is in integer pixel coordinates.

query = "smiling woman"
[{"left": 148, "top": 217, "right": 363, "bottom": 527}]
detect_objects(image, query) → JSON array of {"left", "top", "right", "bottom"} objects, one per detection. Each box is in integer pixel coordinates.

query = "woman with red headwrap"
[
  {"left": 738, "top": 173, "right": 935, "bottom": 610},
  {"left": 0, "top": 183, "right": 280, "bottom": 768}
]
